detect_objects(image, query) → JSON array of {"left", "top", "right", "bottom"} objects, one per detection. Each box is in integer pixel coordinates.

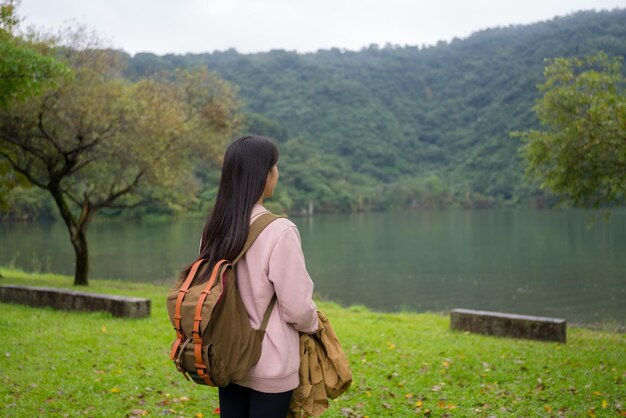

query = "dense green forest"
[{"left": 5, "top": 9, "right": 626, "bottom": 217}]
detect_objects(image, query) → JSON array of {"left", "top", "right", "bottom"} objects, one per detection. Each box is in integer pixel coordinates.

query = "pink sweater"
[{"left": 235, "top": 204, "right": 318, "bottom": 393}]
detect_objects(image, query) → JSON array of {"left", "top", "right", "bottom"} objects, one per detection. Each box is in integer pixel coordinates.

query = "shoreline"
[{"left": 1, "top": 266, "right": 624, "bottom": 334}]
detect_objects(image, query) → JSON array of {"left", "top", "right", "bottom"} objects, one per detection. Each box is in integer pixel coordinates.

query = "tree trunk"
[
  {"left": 70, "top": 227, "right": 89, "bottom": 286},
  {"left": 48, "top": 183, "right": 93, "bottom": 286}
]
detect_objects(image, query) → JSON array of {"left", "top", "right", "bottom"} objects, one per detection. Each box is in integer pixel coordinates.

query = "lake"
[{"left": 1, "top": 209, "right": 624, "bottom": 326}]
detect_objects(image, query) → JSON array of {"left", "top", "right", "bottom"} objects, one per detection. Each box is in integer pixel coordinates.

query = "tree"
[
  {"left": 516, "top": 52, "right": 626, "bottom": 208},
  {"left": 1, "top": 0, "right": 68, "bottom": 210},
  {"left": 0, "top": 27, "right": 241, "bottom": 285},
  {"left": 0, "top": 0, "right": 67, "bottom": 104}
]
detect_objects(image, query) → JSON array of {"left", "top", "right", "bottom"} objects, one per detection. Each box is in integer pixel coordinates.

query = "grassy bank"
[{"left": 0, "top": 268, "right": 624, "bottom": 417}]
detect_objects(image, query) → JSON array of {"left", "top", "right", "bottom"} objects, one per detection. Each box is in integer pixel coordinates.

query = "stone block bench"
[
  {"left": 0, "top": 284, "right": 150, "bottom": 318},
  {"left": 450, "top": 308, "right": 566, "bottom": 343}
]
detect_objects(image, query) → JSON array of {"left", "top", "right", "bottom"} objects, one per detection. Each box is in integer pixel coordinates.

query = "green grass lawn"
[{"left": 0, "top": 267, "right": 624, "bottom": 417}]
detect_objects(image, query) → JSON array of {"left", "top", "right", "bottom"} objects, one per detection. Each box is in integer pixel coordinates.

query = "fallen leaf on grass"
[
  {"left": 171, "top": 396, "right": 190, "bottom": 403},
  {"left": 110, "top": 388, "right": 121, "bottom": 394},
  {"left": 535, "top": 378, "right": 544, "bottom": 393},
  {"left": 128, "top": 409, "right": 148, "bottom": 417},
  {"left": 434, "top": 400, "right": 457, "bottom": 410},
  {"left": 340, "top": 408, "right": 359, "bottom": 417},
  {"left": 544, "top": 405, "right": 553, "bottom": 413}
]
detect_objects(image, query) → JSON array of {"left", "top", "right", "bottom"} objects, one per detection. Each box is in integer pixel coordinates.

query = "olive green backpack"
[{"left": 166, "top": 212, "right": 280, "bottom": 386}]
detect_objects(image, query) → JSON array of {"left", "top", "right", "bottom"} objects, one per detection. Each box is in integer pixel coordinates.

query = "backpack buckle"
[
  {"left": 174, "top": 361, "right": 191, "bottom": 381},
  {"left": 172, "top": 337, "right": 192, "bottom": 381}
]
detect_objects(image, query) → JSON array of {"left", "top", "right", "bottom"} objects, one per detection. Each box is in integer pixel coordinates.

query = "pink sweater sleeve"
[{"left": 268, "top": 225, "right": 318, "bottom": 334}]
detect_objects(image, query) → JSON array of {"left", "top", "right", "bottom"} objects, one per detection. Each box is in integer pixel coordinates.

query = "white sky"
[{"left": 17, "top": 0, "right": 626, "bottom": 56}]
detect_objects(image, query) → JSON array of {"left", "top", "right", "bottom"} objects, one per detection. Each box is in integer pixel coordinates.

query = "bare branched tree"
[{"left": 0, "top": 25, "right": 241, "bottom": 285}]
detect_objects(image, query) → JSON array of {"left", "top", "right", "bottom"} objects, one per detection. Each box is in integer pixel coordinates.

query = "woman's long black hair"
[{"left": 178, "top": 135, "right": 278, "bottom": 285}]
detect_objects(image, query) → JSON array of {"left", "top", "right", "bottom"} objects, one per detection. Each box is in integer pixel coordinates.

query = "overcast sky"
[{"left": 17, "top": 0, "right": 626, "bottom": 56}]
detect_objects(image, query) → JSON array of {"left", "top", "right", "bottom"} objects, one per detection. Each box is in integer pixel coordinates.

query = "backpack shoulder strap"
[
  {"left": 233, "top": 211, "right": 282, "bottom": 333},
  {"left": 232, "top": 212, "right": 283, "bottom": 265},
  {"left": 259, "top": 294, "right": 277, "bottom": 333}
]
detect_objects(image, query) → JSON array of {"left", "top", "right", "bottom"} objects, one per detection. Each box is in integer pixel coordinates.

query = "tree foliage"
[
  {"left": 0, "top": 0, "right": 67, "bottom": 105},
  {"left": 3, "top": 9, "right": 626, "bottom": 219},
  {"left": 123, "top": 10, "right": 626, "bottom": 212},
  {"left": 516, "top": 52, "right": 626, "bottom": 208},
  {"left": 0, "top": 0, "right": 68, "bottom": 209},
  {"left": 0, "top": 22, "right": 241, "bottom": 284}
]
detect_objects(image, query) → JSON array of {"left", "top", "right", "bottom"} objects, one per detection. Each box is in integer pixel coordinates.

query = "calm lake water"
[{"left": 1, "top": 209, "right": 625, "bottom": 326}]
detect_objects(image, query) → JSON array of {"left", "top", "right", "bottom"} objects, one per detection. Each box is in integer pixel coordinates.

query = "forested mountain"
[
  {"left": 5, "top": 10, "right": 625, "bottom": 218},
  {"left": 122, "top": 10, "right": 626, "bottom": 213}
]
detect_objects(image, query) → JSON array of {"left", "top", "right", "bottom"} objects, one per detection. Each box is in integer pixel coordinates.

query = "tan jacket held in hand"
[{"left": 288, "top": 310, "right": 352, "bottom": 417}]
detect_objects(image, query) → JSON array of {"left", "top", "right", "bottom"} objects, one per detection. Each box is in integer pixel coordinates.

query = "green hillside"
[
  {"left": 4, "top": 10, "right": 625, "bottom": 218},
  {"left": 123, "top": 10, "right": 626, "bottom": 213}
]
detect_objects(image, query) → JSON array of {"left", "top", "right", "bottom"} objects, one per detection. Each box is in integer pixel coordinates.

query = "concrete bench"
[
  {"left": 0, "top": 284, "right": 150, "bottom": 318},
  {"left": 450, "top": 308, "right": 566, "bottom": 343}
]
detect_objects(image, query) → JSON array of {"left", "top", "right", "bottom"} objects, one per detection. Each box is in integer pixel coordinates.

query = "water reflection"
[{"left": 1, "top": 209, "right": 624, "bottom": 325}]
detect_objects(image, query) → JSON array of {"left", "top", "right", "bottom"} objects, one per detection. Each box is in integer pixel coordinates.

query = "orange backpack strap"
[
  {"left": 192, "top": 259, "right": 230, "bottom": 385},
  {"left": 170, "top": 258, "right": 207, "bottom": 361}
]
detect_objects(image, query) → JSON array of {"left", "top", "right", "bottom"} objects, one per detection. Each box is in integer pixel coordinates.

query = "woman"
[{"left": 196, "top": 135, "right": 318, "bottom": 418}]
